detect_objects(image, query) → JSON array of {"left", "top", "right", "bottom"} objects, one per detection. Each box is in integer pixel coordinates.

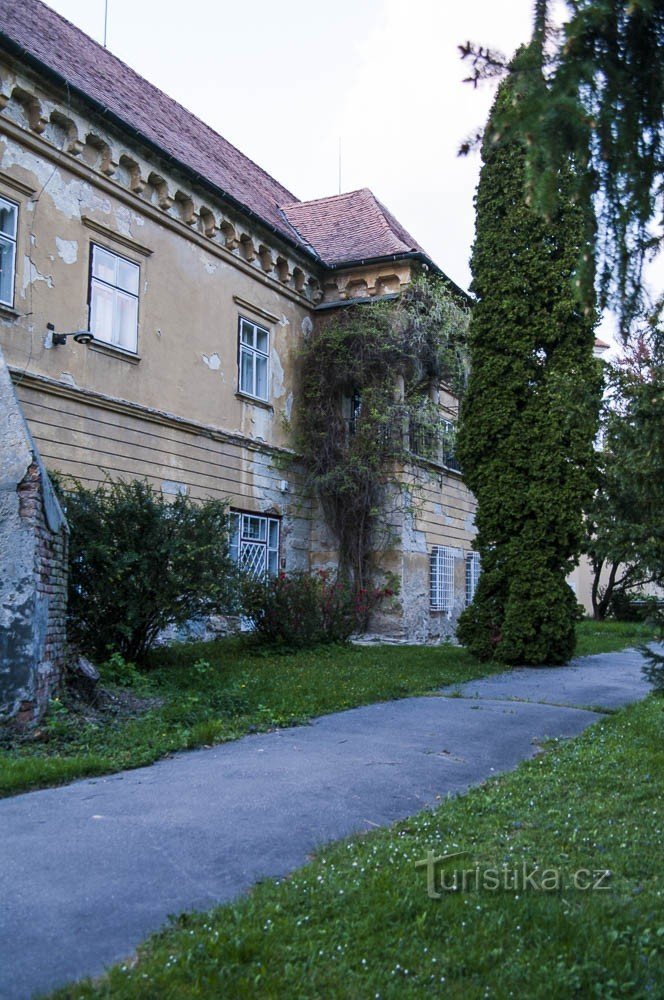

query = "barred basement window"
[
  {"left": 465, "top": 551, "right": 481, "bottom": 606},
  {"left": 229, "top": 511, "right": 279, "bottom": 577},
  {"left": 430, "top": 545, "right": 455, "bottom": 613}
]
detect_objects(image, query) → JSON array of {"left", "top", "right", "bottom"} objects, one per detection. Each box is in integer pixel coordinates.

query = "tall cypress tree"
[{"left": 456, "top": 52, "right": 602, "bottom": 666}]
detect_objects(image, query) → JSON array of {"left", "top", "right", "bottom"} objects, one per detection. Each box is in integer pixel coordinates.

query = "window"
[
  {"left": 430, "top": 545, "right": 455, "bottom": 614},
  {"left": 0, "top": 195, "right": 18, "bottom": 307},
  {"left": 89, "top": 243, "right": 139, "bottom": 352},
  {"left": 238, "top": 317, "right": 269, "bottom": 401},
  {"left": 465, "top": 552, "right": 481, "bottom": 606},
  {"left": 229, "top": 511, "right": 279, "bottom": 577}
]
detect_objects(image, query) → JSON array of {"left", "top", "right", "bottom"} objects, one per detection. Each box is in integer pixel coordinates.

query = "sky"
[
  {"left": 39, "top": 0, "right": 660, "bottom": 345},
  {"left": 40, "top": 0, "right": 536, "bottom": 293}
]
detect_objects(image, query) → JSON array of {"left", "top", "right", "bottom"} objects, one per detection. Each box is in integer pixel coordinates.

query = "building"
[{"left": 0, "top": 0, "right": 480, "bottom": 645}]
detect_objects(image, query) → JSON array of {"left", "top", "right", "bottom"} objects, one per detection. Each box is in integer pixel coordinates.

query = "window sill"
[
  {"left": 235, "top": 392, "right": 273, "bottom": 412},
  {"left": 88, "top": 339, "right": 141, "bottom": 364},
  {"left": 0, "top": 303, "right": 20, "bottom": 320}
]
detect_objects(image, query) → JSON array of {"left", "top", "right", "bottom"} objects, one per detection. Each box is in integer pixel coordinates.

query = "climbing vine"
[{"left": 295, "top": 273, "right": 470, "bottom": 590}]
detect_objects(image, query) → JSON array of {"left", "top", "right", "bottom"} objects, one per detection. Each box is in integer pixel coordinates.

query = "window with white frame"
[
  {"left": 430, "top": 545, "right": 455, "bottom": 613},
  {"left": 229, "top": 511, "right": 279, "bottom": 577},
  {"left": 0, "top": 195, "right": 18, "bottom": 307},
  {"left": 89, "top": 243, "right": 140, "bottom": 352},
  {"left": 465, "top": 551, "right": 481, "bottom": 606},
  {"left": 238, "top": 317, "right": 269, "bottom": 401}
]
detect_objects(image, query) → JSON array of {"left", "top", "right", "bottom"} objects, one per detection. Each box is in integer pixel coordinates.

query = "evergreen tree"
[
  {"left": 460, "top": 0, "right": 664, "bottom": 335},
  {"left": 456, "top": 55, "right": 603, "bottom": 665}
]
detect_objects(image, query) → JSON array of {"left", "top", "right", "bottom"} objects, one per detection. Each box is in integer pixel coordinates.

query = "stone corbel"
[
  {"left": 239, "top": 233, "right": 256, "bottom": 262},
  {"left": 258, "top": 244, "right": 274, "bottom": 273},
  {"left": 119, "top": 154, "right": 146, "bottom": 193},
  {"left": 174, "top": 191, "right": 197, "bottom": 226},
  {"left": 220, "top": 219, "right": 239, "bottom": 251},
  {"left": 199, "top": 206, "right": 217, "bottom": 238},
  {"left": 147, "top": 172, "right": 174, "bottom": 210},
  {"left": 275, "top": 256, "right": 289, "bottom": 283}
]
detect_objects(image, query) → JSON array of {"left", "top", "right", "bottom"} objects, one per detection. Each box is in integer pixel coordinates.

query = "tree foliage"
[
  {"left": 456, "top": 63, "right": 603, "bottom": 665},
  {"left": 460, "top": 0, "right": 664, "bottom": 335},
  {"left": 295, "top": 274, "right": 469, "bottom": 589},
  {"left": 585, "top": 311, "right": 664, "bottom": 617},
  {"left": 56, "top": 478, "right": 237, "bottom": 663}
]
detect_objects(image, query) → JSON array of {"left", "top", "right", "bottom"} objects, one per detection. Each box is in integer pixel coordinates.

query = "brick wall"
[{"left": 1, "top": 345, "right": 69, "bottom": 728}]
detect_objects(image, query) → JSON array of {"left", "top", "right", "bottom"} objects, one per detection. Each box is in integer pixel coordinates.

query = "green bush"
[
  {"left": 240, "top": 570, "right": 393, "bottom": 649},
  {"left": 56, "top": 477, "right": 237, "bottom": 664}
]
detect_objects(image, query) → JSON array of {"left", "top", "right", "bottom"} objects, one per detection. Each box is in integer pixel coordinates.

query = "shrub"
[
  {"left": 56, "top": 477, "right": 237, "bottom": 664},
  {"left": 240, "top": 570, "right": 393, "bottom": 649}
]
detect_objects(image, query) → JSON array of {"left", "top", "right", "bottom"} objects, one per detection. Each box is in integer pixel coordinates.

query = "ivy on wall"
[{"left": 294, "top": 273, "right": 470, "bottom": 590}]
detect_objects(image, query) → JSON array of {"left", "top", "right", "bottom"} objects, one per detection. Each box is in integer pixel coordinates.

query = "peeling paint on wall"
[
  {"left": 21, "top": 256, "right": 53, "bottom": 295},
  {"left": 161, "top": 480, "right": 188, "bottom": 496},
  {"left": 202, "top": 353, "right": 221, "bottom": 371},
  {"left": 283, "top": 391, "right": 293, "bottom": 422},
  {"left": 55, "top": 237, "right": 78, "bottom": 264},
  {"left": 271, "top": 348, "right": 285, "bottom": 399}
]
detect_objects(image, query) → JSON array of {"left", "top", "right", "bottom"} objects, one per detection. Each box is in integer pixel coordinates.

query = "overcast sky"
[{"left": 41, "top": 0, "right": 537, "bottom": 292}]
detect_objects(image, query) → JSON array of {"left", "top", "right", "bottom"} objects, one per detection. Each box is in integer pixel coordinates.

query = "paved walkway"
[{"left": 0, "top": 648, "right": 653, "bottom": 999}]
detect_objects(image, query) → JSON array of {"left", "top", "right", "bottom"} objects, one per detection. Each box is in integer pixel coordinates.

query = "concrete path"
[{"left": 0, "top": 648, "right": 653, "bottom": 999}]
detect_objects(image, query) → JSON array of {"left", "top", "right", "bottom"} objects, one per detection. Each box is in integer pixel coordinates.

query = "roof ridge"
[{"left": 281, "top": 188, "right": 372, "bottom": 210}]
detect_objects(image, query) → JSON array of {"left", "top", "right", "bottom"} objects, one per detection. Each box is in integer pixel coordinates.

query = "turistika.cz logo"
[{"left": 415, "top": 851, "right": 612, "bottom": 898}]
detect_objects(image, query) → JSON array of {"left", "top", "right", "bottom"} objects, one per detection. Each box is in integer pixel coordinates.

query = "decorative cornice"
[
  {"left": 0, "top": 60, "right": 323, "bottom": 307},
  {"left": 81, "top": 215, "right": 153, "bottom": 257},
  {"left": 9, "top": 367, "right": 299, "bottom": 461},
  {"left": 232, "top": 296, "right": 280, "bottom": 325},
  {"left": 0, "top": 167, "right": 35, "bottom": 196}
]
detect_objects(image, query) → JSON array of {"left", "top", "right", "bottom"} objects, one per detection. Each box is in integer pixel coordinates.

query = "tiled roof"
[
  {"left": 0, "top": 0, "right": 300, "bottom": 243},
  {"left": 281, "top": 189, "right": 429, "bottom": 267},
  {"left": 0, "top": 0, "right": 436, "bottom": 273}
]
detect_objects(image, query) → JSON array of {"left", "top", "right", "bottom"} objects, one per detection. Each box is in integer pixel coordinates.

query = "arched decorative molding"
[
  {"left": 49, "top": 110, "right": 84, "bottom": 155},
  {"left": 220, "top": 218, "right": 239, "bottom": 251},
  {"left": 374, "top": 273, "right": 401, "bottom": 296},
  {"left": 147, "top": 171, "right": 174, "bottom": 210},
  {"left": 174, "top": 190, "right": 197, "bottom": 226},
  {"left": 345, "top": 277, "right": 369, "bottom": 299},
  {"left": 119, "top": 154, "right": 146, "bottom": 193},
  {"left": 84, "top": 132, "right": 118, "bottom": 176},
  {"left": 239, "top": 233, "right": 256, "bottom": 262},
  {"left": 0, "top": 66, "right": 321, "bottom": 302},
  {"left": 11, "top": 86, "right": 47, "bottom": 134},
  {"left": 199, "top": 206, "right": 217, "bottom": 238},
  {"left": 275, "top": 255, "right": 289, "bottom": 283},
  {"left": 258, "top": 243, "right": 274, "bottom": 273}
]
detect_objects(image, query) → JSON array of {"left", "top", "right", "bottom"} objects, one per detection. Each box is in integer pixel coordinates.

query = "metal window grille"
[
  {"left": 465, "top": 552, "right": 481, "bottom": 606},
  {"left": 430, "top": 545, "right": 455, "bottom": 613},
  {"left": 229, "top": 511, "right": 279, "bottom": 578}
]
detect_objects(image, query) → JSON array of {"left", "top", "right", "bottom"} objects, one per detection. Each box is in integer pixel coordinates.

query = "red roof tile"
[
  {"left": 0, "top": 0, "right": 436, "bottom": 273},
  {"left": 0, "top": 0, "right": 300, "bottom": 242},
  {"left": 281, "top": 189, "right": 429, "bottom": 267}
]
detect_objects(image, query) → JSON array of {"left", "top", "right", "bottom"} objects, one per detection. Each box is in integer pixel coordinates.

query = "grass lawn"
[
  {"left": 51, "top": 694, "right": 663, "bottom": 999},
  {"left": 0, "top": 618, "right": 654, "bottom": 799}
]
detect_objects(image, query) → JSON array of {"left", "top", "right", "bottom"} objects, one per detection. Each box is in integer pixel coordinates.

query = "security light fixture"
[{"left": 47, "top": 322, "right": 93, "bottom": 346}]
